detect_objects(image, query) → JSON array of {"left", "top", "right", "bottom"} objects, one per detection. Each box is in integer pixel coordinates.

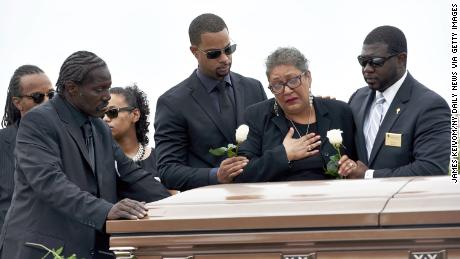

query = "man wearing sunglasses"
[
  {"left": 0, "top": 51, "right": 170, "bottom": 259},
  {"left": 155, "top": 13, "right": 267, "bottom": 191},
  {"left": 338, "top": 25, "right": 450, "bottom": 179},
  {"left": 0, "top": 64, "right": 53, "bottom": 231}
]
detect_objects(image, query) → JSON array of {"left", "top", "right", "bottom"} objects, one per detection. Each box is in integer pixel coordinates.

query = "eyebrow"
[
  {"left": 202, "top": 43, "right": 231, "bottom": 51},
  {"left": 89, "top": 80, "right": 112, "bottom": 87}
]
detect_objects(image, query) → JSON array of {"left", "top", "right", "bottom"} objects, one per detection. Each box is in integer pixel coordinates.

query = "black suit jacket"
[
  {"left": 235, "top": 98, "right": 357, "bottom": 182},
  {"left": 349, "top": 72, "right": 450, "bottom": 177},
  {"left": 0, "top": 125, "right": 17, "bottom": 231},
  {"left": 154, "top": 71, "right": 267, "bottom": 191},
  {"left": 0, "top": 95, "right": 170, "bottom": 259}
]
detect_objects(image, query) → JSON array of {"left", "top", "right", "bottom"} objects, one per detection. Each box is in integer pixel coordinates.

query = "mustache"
[{"left": 95, "top": 102, "right": 109, "bottom": 112}]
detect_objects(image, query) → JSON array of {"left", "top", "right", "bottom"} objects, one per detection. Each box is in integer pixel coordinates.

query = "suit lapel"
[
  {"left": 271, "top": 115, "right": 289, "bottom": 137},
  {"left": 65, "top": 124, "right": 93, "bottom": 172},
  {"left": 314, "top": 99, "right": 331, "bottom": 152},
  {"left": 189, "top": 74, "right": 235, "bottom": 143},
  {"left": 368, "top": 75, "right": 412, "bottom": 165},
  {"left": 51, "top": 96, "right": 95, "bottom": 173},
  {"left": 91, "top": 119, "right": 106, "bottom": 189},
  {"left": 232, "top": 73, "right": 246, "bottom": 127},
  {"left": 268, "top": 99, "right": 288, "bottom": 138},
  {"left": 356, "top": 89, "right": 374, "bottom": 164}
]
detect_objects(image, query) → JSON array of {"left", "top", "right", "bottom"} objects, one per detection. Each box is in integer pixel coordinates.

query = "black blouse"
[
  {"left": 135, "top": 148, "right": 159, "bottom": 178},
  {"left": 285, "top": 121, "right": 332, "bottom": 181}
]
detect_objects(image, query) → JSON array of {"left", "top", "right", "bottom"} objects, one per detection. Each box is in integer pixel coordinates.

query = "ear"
[
  {"left": 190, "top": 46, "right": 199, "bottom": 59},
  {"left": 12, "top": 97, "right": 23, "bottom": 112},
  {"left": 131, "top": 108, "right": 141, "bottom": 123},
  {"left": 66, "top": 81, "right": 80, "bottom": 97},
  {"left": 305, "top": 70, "right": 312, "bottom": 83},
  {"left": 397, "top": 52, "right": 408, "bottom": 68}
]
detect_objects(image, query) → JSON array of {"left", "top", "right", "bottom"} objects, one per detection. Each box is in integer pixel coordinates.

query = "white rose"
[
  {"left": 235, "top": 124, "right": 249, "bottom": 143},
  {"left": 227, "top": 143, "right": 237, "bottom": 149},
  {"left": 327, "top": 129, "right": 343, "bottom": 146}
]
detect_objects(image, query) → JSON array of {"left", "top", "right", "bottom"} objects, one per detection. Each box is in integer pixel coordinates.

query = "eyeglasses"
[
  {"left": 105, "top": 107, "right": 135, "bottom": 119},
  {"left": 357, "top": 53, "right": 399, "bottom": 67},
  {"left": 197, "top": 44, "right": 237, "bottom": 59},
  {"left": 268, "top": 72, "right": 306, "bottom": 95},
  {"left": 18, "top": 90, "right": 55, "bottom": 104}
]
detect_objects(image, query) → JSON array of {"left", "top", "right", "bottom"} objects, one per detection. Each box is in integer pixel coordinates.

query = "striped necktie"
[{"left": 366, "top": 92, "right": 385, "bottom": 158}]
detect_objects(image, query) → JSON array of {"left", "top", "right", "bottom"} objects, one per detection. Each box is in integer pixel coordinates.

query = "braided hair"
[
  {"left": 2, "top": 65, "right": 44, "bottom": 127},
  {"left": 56, "top": 51, "right": 106, "bottom": 94},
  {"left": 109, "top": 84, "right": 150, "bottom": 146}
]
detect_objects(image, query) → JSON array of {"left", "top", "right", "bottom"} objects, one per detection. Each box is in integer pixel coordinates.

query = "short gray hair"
[{"left": 265, "top": 47, "right": 309, "bottom": 77}]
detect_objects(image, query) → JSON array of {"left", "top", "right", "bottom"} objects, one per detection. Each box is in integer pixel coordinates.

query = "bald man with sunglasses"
[
  {"left": 338, "top": 26, "right": 450, "bottom": 178},
  {"left": 154, "top": 13, "right": 267, "bottom": 191},
  {"left": 0, "top": 65, "right": 54, "bottom": 230}
]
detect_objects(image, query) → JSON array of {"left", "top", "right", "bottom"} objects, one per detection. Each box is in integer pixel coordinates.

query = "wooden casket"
[{"left": 107, "top": 176, "right": 460, "bottom": 259}]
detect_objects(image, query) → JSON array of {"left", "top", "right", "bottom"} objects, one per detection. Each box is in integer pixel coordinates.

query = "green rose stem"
[
  {"left": 25, "top": 242, "right": 78, "bottom": 259},
  {"left": 334, "top": 144, "right": 344, "bottom": 179}
]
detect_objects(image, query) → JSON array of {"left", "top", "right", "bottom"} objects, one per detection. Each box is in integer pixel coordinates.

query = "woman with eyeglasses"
[
  {"left": 234, "top": 47, "right": 357, "bottom": 183},
  {"left": 103, "top": 85, "right": 159, "bottom": 178},
  {"left": 0, "top": 64, "right": 53, "bottom": 230}
]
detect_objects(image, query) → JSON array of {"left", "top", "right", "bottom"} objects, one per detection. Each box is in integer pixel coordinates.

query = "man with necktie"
[
  {"left": 154, "top": 13, "right": 267, "bottom": 191},
  {"left": 338, "top": 25, "right": 450, "bottom": 178},
  {"left": 0, "top": 51, "right": 170, "bottom": 259}
]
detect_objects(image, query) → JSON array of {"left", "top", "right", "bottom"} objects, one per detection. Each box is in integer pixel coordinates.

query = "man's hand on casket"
[{"left": 107, "top": 198, "right": 148, "bottom": 220}]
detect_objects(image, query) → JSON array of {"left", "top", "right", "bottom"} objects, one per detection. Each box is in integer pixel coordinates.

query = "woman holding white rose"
[{"left": 235, "top": 47, "right": 357, "bottom": 182}]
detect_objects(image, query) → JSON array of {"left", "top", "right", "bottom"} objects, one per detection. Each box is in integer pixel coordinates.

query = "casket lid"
[{"left": 107, "top": 176, "right": 459, "bottom": 234}]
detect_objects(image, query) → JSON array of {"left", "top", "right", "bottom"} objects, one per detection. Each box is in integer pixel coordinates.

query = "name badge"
[{"left": 385, "top": 133, "right": 402, "bottom": 147}]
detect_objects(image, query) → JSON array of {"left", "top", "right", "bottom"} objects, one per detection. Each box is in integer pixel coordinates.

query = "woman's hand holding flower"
[{"left": 338, "top": 155, "right": 368, "bottom": 178}]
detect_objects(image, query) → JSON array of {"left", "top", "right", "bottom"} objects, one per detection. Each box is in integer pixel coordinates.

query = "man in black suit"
[
  {"left": 154, "top": 13, "right": 267, "bottom": 191},
  {"left": 339, "top": 26, "right": 450, "bottom": 178},
  {"left": 0, "top": 65, "right": 54, "bottom": 231},
  {"left": 0, "top": 51, "right": 170, "bottom": 259}
]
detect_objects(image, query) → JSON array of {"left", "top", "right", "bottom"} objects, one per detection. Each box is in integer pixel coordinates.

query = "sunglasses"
[
  {"left": 357, "top": 53, "right": 399, "bottom": 67},
  {"left": 105, "top": 106, "right": 135, "bottom": 119},
  {"left": 18, "top": 90, "right": 55, "bottom": 104},
  {"left": 197, "top": 44, "right": 237, "bottom": 59}
]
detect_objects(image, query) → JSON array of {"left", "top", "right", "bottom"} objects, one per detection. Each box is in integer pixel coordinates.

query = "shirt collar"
[
  {"left": 196, "top": 68, "right": 232, "bottom": 93},
  {"left": 62, "top": 97, "right": 90, "bottom": 127},
  {"left": 377, "top": 70, "right": 408, "bottom": 104}
]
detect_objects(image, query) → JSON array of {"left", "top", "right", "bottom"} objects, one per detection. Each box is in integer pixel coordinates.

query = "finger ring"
[{"left": 348, "top": 162, "right": 353, "bottom": 167}]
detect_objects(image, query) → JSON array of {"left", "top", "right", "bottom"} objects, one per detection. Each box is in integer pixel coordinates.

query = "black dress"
[{"left": 284, "top": 121, "right": 333, "bottom": 181}]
